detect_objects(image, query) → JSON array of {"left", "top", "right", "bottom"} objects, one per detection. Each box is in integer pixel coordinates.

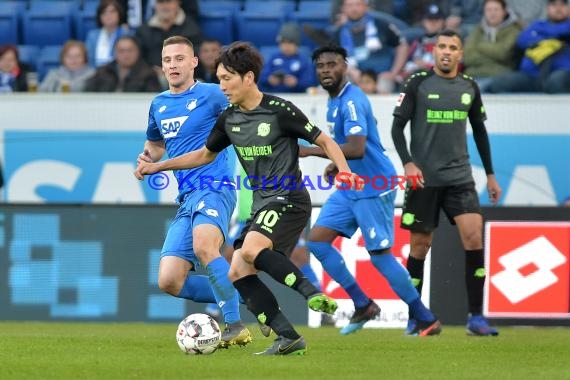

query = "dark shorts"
[
  {"left": 400, "top": 182, "right": 481, "bottom": 232},
  {"left": 233, "top": 202, "right": 310, "bottom": 256}
]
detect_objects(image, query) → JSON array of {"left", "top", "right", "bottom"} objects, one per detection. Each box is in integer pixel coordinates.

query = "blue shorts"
[
  {"left": 161, "top": 186, "right": 236, "bottom": 268},
  {"left": 314, "top": 190, "right": 396, "bottom": 251}
]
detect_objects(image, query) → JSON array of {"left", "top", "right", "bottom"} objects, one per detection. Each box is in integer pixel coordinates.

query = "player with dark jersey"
[
  {"left": 391, "top": 29, "right": 502, "bottom": 336},
  {"left": 136, "top": 41, "right": 362, "bottom": 355}
]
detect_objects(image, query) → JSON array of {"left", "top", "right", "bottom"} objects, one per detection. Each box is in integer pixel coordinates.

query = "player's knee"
[
  {"left": 228, "top": 249, "right": 255, "bottom": 282},
  {"left": 193, "top": 235, "right": 222, "bottom": 263},
  {"left": 462, "top": 230, "right": 483, "bottom": 250},
  {"left": 158, "top": 273, "right": 182, "bottom": 296},
  {"left": 410, "top": 239, "right": 431, "bottom": 258},
  {"left": 228, "top": 267, "right": 239, "bottom": 282},
  {"left": 237, "top": 246, "right": 258, "bottom": 264},
  {"left": 193, "top": 245, "right": 220, "bottom": 264}
]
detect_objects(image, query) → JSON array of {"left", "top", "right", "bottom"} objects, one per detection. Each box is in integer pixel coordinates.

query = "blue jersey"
[
  {"left": 327, "top": 82, "right": 396, "bottom": 199},
  {"left": 146, "top": 82, "right": 233, "bottom": 198}
]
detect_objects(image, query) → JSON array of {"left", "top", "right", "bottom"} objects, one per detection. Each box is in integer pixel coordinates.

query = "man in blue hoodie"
[{"left": 488, "top": 0, "right": 570, "bottom": 93}]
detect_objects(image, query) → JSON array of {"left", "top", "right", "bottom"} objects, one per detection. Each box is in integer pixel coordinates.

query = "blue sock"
[
  {"left": 177, "top": 275, "right": 216, "bottom": 303},
  {"left": 300, "top": 263, "right": 322, "bottom": 291},
  {"left": 206, "top": 256, "right": 240, "bottom": 324},
  {"left": 308, "top": 241, "right": 369, "bottom": 308},
  {"left": 370, "top": 253, "right": 435, "bottom": 321}
]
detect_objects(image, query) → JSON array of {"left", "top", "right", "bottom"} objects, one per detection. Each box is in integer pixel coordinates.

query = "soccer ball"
[{"left": 176, "top": 313, "right": 222, "bottom": 355}]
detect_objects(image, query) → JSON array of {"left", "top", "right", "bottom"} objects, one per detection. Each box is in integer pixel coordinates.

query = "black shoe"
[
  {"left": 339, "top": 300, "right": 381, "bottom": 335},
  {"left": 254, "top": 335, "right": 307, "bottom": 356}
]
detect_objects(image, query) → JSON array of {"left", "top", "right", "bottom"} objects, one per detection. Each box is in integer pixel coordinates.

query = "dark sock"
[
  {"left": 465, "top": 249, "right": 485, "bottom": 315},
  {"left": 232, "top": 274, "right": 299, "bottom": 339},
  {"left": 254, "top": 248, "right": 319, "bottom": 298},
  {"left": 406, "top": 256, "right": 425, "bottom": 295},
  {"left": 268, "top": 312, "right": 301, "bottom": 340}
]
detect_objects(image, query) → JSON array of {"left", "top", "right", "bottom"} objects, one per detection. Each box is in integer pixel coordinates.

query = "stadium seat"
[
  {"left": 297, "top": 0, "right": 333, "bottom": 14},
  {"left": 0, "top": 11, "right": 20, "bottom": 45},
  {"left": 74, "top": 0, "right": 98, "bottom": 41},
  {"left": 243, "top": 0, "right": 296, "bottom": 14},
  {"left": 198, "top": 0, "right": 243, "bottom": 14},
  {"left": 235, "top": 13, "right": 286, "bottom": 48},
  {"left": 22, "top": 1, "right": 77, "bottom": 47},
  {"left": 17, "top": 45, "right": 41, "bottom": 71},
  {"left": 37, "top": 45, "right": 63, "bottom": 81},
  {"left": 199, "top": 11, "right": 235, "bottom": 45},
  {"left": 0, "top": 2, "right": 26, "bottom": 45}
]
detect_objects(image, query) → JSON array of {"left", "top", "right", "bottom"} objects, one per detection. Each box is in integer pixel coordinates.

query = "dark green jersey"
[
  {"left": 206, "top": 94, "right": 322, "bottom": 214},
  {"left": 393, "top": 70, "right": 487, "bottom": 186}
]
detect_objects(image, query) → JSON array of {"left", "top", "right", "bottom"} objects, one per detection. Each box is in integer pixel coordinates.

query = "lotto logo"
[
  {"left": 491, "top": 236, "right": 566, "bottom": 303},
  {"left": 485, "top": 222, "right": 570, "bottom": 318}
]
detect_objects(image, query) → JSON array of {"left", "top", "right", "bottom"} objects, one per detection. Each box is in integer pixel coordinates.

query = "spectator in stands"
[
  {"left": 463, "top": 0, "right": 522, "bottom": 92},
  {"left": 446, "top": 0, "right": 485, "bottom": 37},
  {"left": 259, "top": 23, "right": 316, "bottom": 93},
  {"left": 119, "top": 0, "right": 199, "bottom": 29},
  {"left": 135, "top": 0, "right": 202, "bottom": 71},
  {"left": 357, "top": 68, "right": 378, "bottom": 94},
  {"left": 401, "top": 3, "right": 446, "bottom": 80},
  {"left": 487, "top": 0, "right": 570, "bottom": 93},
  {"left": 507, "top": 0, "right": 548, "bottom": 27},
  {"left": 331, "top": 0, "right": 394, "bottom": 27},
  {"left": 303, "top": 0, "right": 397, "bottom": 47},
  {"left": 84, "top": 35, "right": 161, "bottom": 92},
  {"left": 336, "top": 0, "right": 409, "bottom": 93},
  {"left": 0, "top": 45, "right": 31, "bottom": 93},
  {"left": 194, "top": 38, "right": 221, "bottom": 84},
  {"left": 400, "top": 0, "right": 448, "bottom": 27},
  {"left": 86, "top": 0, "right": 132, "bottom": 68},
  {"left": 38, "top": 40, "right": 94, "bottom": 93}
]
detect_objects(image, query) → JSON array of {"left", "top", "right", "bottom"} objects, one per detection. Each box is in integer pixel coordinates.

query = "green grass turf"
[{"left": 1, "top": 322, "right": 569, "bottom": 380}]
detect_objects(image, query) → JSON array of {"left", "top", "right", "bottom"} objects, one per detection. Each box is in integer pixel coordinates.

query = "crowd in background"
[{"left": 1, "top": 0, "right": 569, "bottom": 94}]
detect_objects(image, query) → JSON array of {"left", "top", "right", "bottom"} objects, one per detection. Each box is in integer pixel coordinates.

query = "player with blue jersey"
[
  {"left": 137, "top": 36, "right": 251, "bottom": 348},
  {"left": 301, "top": 45, "right": 441, "bottom": 336}
]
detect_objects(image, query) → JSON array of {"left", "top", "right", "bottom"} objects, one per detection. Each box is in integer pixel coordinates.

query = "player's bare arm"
[
  {"left": 299, "top": 135, "right": 366, "bottom": 160},
  {"left": 138, "top": 140, "right": 165, "bottom": 165},
  {"left": 134, "top": 146, "right": 218, "bottom": 180}
]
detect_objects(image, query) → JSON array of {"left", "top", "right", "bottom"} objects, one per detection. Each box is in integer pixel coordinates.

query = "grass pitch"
[{"left": 1, "top": 322, "right": 569, "bottom": 380}]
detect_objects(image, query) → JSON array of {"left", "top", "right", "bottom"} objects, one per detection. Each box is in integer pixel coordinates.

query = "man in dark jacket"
[
  {"left": 487, "top": 0, "right": 570, "bottom": 93},
  {"left": 135, "top": 0, "right": 202, "bottom": 68},
  {"left": 85, "top": 36, "right": 162, "bottom": 92}
]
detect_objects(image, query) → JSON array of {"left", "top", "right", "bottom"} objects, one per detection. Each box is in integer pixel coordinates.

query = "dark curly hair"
[{"left": 215, "top": 41, "right": 263, "bottom": 83}]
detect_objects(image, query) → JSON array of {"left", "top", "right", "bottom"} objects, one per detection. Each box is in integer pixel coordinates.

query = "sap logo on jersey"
[{"left": 161, "top": 116, "right": 188, "bottom": 138}]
